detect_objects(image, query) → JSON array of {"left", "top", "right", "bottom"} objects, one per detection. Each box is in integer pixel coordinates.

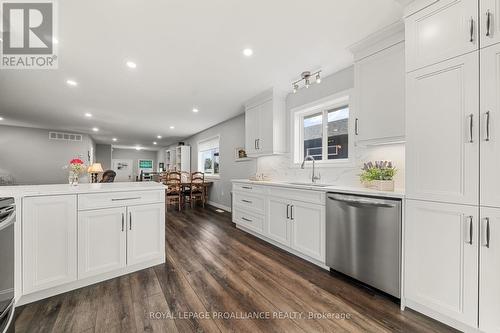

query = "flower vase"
[{"left": 69, "top": 172, "right": 79, "bottom": 186}]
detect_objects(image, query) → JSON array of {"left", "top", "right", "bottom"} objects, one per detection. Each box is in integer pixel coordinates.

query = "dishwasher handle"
[{"left": 328, "top": 194, "right": 398, "bottom": 208}]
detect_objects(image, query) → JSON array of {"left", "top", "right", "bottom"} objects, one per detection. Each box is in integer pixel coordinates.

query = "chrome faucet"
[{"left": 301, "top": 155, "right": 320, "bottom": 183}]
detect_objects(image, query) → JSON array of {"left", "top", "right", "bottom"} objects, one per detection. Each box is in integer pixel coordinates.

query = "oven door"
[{"left": 0, "top": 198, "right": 15, "bottom": 333}]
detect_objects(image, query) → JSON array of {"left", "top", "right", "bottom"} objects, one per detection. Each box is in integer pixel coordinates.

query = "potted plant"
[
  {"left": 65, "top": 158, "right": 86, "bottom": 186},
  {"left": 360, "top": 161, "right": 397, "bottom": 191}
]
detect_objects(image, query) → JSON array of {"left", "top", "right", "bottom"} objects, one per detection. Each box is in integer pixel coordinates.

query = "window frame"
[
  {"left": 197, "top": 135, "right": 221, "bottom": 178},
  {"left": 291, "top": 90, "right": 355, "bottom": 168}
]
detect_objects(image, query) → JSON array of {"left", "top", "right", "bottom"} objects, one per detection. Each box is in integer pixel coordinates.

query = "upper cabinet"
[
  {"left": 405, "top": 0, "right": 478, "bottom": 72},
  {"left": 244, "top": 89, "right": 286, "bottom": 157},
  {"left": 350, "top": 21, "right": 406, "bottom": 145}
]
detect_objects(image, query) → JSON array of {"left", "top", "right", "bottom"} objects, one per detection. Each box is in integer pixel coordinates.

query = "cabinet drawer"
[
  {"left": 78, "top": 190, "right": 164, "bottom": 210},
  {"left": 268, "top": 187, "right": 325, "bottom": 205},
  {"left": 233, "top": 192, "right": 264, "bottom": 213},
  {"left": 233, "top": 208, "right": 264, "bottom": 234},
  {"left": 232, "top": 183, "right": 266, "bottom": 194}
]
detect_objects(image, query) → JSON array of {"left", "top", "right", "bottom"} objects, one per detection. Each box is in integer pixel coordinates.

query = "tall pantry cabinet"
[{"left": 404, "top": 0, "right": 500, "bottom": 331}]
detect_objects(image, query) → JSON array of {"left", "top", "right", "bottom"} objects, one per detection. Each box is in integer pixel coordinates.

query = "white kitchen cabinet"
[
  {"left": 406, "top": 52, "right": 479, "bottom": 205},
  {"left": 351, "top": 22, "right": 406, "bottom": 144},
  {"left": 481, "top": 43, "right": 500, "bottom": 208},
  {"left": 289, "top": 201, "right": 325, "bottom": 262},
  {"left": 405, "top": 200, "right": 478, "bottom": 328},
  {"left": 405, "top": 0, "right": 478, "bottom": 72},
  {"left": 78, "top": 207, "right": 127, "bottom": 279},
  {"left": 23, "top": 195, "right": 77, "bottom": 294},
  {"left": 244, "top": 89, "right": 286, "bottom": 157},
  {"left": 479, "top": 207, "right": 500, "bottom": 333},
  {"left": 127, "top": 203, "right": 165, "bottom": 265},
  {"left": 266, "top": 196, "right": 291, "bottom": 246},
  {"left": 480, "top": 0, "right": 500, "bottom": 49}
]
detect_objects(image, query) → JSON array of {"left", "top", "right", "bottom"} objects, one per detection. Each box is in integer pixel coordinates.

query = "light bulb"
[
  {"left": 316, "top": 73, "right": 321, "bottom": 83},
  {"left": 305, "top": 78, "right": 310, "bottom": 88}
]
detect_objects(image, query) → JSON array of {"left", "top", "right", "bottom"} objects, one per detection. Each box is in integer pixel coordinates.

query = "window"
[
  {"left": 293, "top": 93, "right": 351, "bottom": 165},
  {"left": 197, "top": 136, "right": 220, "bottom": 176}
]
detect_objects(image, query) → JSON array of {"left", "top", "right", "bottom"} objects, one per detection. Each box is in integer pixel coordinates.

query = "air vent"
[{"left": 49, "top": 131, "right": 83, "bottom": 142}]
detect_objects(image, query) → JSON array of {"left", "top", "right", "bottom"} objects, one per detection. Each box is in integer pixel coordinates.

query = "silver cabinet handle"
[
  {"left": 290, "top": 205, "right": 294, "bottom": 220},
  {"left": 121, "top": 213, "right": 125, "bottom": 232},
  {"left": 242, "top": 186, "right": 252, "bottom": 190},
  {"left": 256, "top": 139, "right": 260, "bottom": 150},
  {"left": 241, "top": 199, "right": 252, "bottom": 204},
  {"left": 241, "top": 217, "right": 252, "bottom": 222},
  {"left": 355, "top": 118, "right": 359, "bottom": 135},
  {"left": 112, "top": 197, "right": 141, "bottom": 201},
  {"left": 286, "top": 204, "right": 290, "bottom": 219},
  {"left": 470, "top": 17, "right": 475, "bottom": 42},
  {"left": 485, "top": 217, "right": 491, "bottom": 248},
  {"left": 254, "top": 139, "right": 257, "bottom": 150},
  {"left": 469, "top": 114, "right": 474, "bottom": 143},
  {"left": 466, "top": 216, "right": 473, "bottom": 245},
  {"left": 485, "top": 111, "right": 491, "bottom": 141},
  {"left": 129, "top": 211, "right": 132, "bottom": 230},
  {"left": 486, "top": 10, "right": 492, "bottom": 37}
]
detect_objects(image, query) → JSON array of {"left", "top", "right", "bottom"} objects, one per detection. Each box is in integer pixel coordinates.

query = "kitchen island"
[{"left": 1, "top": 182, "right": 166, "bottom": 306}]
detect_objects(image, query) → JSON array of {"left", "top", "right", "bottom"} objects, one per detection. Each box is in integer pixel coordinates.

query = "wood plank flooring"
[{"left": 14, "top": 205, "right": 458, "bottom": 333}]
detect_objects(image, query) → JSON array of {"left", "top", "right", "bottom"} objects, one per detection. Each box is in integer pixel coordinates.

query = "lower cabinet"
[
  {"left": 78, "top": 207, "right": 127, "bottom": 279},
  {"left": 266, "top": 196, "right": 325, "bottom": 263},
  {"left": 479, "top": 207, "right": 500, "bottom": 333},
  {"left": 127, "top": 203, "right": 165, "bottom": 265},
  {"left": 23, "top": 195, "right": 78, "bottom": 294},
  {"left": 405, "top": 200, "right": 478, "bottom": 328}
]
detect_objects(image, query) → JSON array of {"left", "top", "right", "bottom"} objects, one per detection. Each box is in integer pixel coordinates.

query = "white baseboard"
[{"left": 208, "top": 201, "right": 231, "bottom": 212}]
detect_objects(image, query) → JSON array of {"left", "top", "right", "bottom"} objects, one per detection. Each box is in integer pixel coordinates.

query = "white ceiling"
[{"left": 0, "top": 0, "right": 403, "bottom": 149}]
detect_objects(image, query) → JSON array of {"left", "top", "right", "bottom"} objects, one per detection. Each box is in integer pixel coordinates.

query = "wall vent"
[{"left": 49, "top": 131, "right": 83, "bottom": 142}]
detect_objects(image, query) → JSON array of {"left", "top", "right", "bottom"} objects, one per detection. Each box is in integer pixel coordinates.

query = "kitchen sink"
[{"left": 286, "top": 182, "right": 332, "bottom": 187}]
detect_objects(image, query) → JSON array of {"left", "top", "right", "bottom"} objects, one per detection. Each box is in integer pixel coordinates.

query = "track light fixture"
[{"left": 292, "top": 70, "right": 321, "bottom": 93}]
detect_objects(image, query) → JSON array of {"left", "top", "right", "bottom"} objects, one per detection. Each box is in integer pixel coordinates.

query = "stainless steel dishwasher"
[{"left": 326, "top": 192, "right": 402, "bottom": 298}]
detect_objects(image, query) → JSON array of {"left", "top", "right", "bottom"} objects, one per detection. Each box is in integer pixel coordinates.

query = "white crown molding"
[{"left": 348, "top": 20, "right": 404, "bottom": 61}]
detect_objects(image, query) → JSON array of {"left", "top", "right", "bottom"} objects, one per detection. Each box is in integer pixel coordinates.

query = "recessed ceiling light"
[
  {"left": 126, "top": 61, "right": 137, "bottom": 69},
  {"left": 135, "top": 146, "right": 142, "bottom": 151},
  {"left": 157, "top": 135, "right": 162, "bottom": 139},
  {"left": 192, "top": 108, "right": 199, "bottom": 113},
  {"left": 66, "top": 79, "right": 78, "bottom": 86},
  {"left": 169, "top": 126, "right": 175, "bottom": 130},
  {"left": 243, "top": 48, "right": 253, "bottom": 57},
  {"left": 92, "top": 127, "right": 99, "bottom": 132},
  {"left": 0, "top": 117, "right": 3, "bottom": 121},
  {"left": 112, "top": 138, "right": 117, "bottom": 142},
  {"left": 153, "top": 142, "right": 157, "bottom": 145},
  {"left": 84, "top": 113, "right": 92, "bottom": 118}
]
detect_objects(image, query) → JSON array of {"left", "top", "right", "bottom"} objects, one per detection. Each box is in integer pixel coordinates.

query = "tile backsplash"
[{"left": 256, "top": 143, "right": 405, "bottom": 189}]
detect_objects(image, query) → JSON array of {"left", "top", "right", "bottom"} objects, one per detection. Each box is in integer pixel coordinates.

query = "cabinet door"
[
  {"left": 406, "top": 52, "right": 479, "bottom": 205},
  {"left": 23, "top": 195, "right": 77, "bottom": 294},
  {"left": 127, "top": 203, "right": 165, "bottom": 265},
  {"left": 266, "top": 197, "right": 290, "bottom": 246},
  {"left": 257, "top": 99, "right": 274, "bottom": 155},
  {"left": 480, "top": 0, "right": 500, "bottom": 49},
  {"left": 290, "top": 201, "right": 325, "bottom": 262},
  {"left": 479, "top": 207, "right": 500, "bottom": 333},
  {"left": 405, "top": 200, "right": 478, "bottom": 327},
  {"left": 405, "top": 0, "right": 478, "bottom": 71},
  {"left": 355, "top": 42, "right": 405, "bottom": 143},
  {"left": 245, "top": 105, "right": 260, "bottom": 156},
  {"left": 78, "top": 207, "right": 126, "bottom": 279},
  {"left": 481, "top": 43, "right": 500, "bottom": 208}
]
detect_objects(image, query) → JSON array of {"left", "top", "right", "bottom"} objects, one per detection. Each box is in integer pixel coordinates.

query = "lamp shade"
[{"left": 88, "top": 163, "right": 104, "bottom": 173}]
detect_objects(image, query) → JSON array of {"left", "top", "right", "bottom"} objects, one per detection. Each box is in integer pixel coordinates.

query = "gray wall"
[
  {"left": 165, "top": 114, "right": 257, "bottom": 209},
  {"left": 95, "top": 144, "right": 112, "bottom": 171},
  {"left": 111, "top": 148, "right": 157, "bottom": 180},
  {"left": 0, "top": 125, "right": 95, "bottom": 185}
]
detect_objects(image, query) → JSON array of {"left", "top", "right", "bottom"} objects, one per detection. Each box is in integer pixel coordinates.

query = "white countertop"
[
  {"left": 232, "top": 179, "right": 405, "bottom": 199},
  {"left": 0, "top": 182, "right": 166, "bottom": 198}
]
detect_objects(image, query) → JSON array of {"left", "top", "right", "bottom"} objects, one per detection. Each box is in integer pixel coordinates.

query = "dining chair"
[
  {"left": 180, "top": 171, "right": 191, "bottom": 184},
  {"left": 165, "top": 171, "right": 183, "bottom": 211},
  {"left": 186, "top": 172, "right": 205, "bottom": 208}
]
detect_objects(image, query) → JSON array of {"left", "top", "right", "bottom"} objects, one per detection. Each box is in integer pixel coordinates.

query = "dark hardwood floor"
[{"left": 14, "top": 205, "right": 458, "bottom": 333}]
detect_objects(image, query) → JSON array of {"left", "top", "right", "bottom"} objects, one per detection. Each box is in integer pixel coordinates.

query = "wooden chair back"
[
  {"left": 166, "top": 171, "right": 181, "bottom": 194},
  {"left": 190, "top": 172, "right": 204, "bottom": 192},
  {"left": 181, "top": 171, "right": 191, "bottom": 183}
]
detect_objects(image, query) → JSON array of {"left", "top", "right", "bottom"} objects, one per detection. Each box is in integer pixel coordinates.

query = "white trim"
[
  {"left": 197, "top": 135, "right": 220, "bottom": 176},
  {"left": 197, "top": 134, "right": 221, "bottom": 147},
  {"left": 208, "top": 201, "right": 231, "bottom": 212},
  {"left": 290, "top": 89, "right": 355, "bottom": 168}
]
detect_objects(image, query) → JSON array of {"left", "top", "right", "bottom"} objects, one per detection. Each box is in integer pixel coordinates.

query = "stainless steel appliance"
[
  {"left": 0, "top": 198, "right": 15, "bottom": 333},
  {"left": 326, "top": 193, "right": 401, "bottom": 298}
]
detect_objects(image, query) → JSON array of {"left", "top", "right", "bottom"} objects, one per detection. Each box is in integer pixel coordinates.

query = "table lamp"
[{"left": 88, "top": 163, "right": 104, "bottom": 183}]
